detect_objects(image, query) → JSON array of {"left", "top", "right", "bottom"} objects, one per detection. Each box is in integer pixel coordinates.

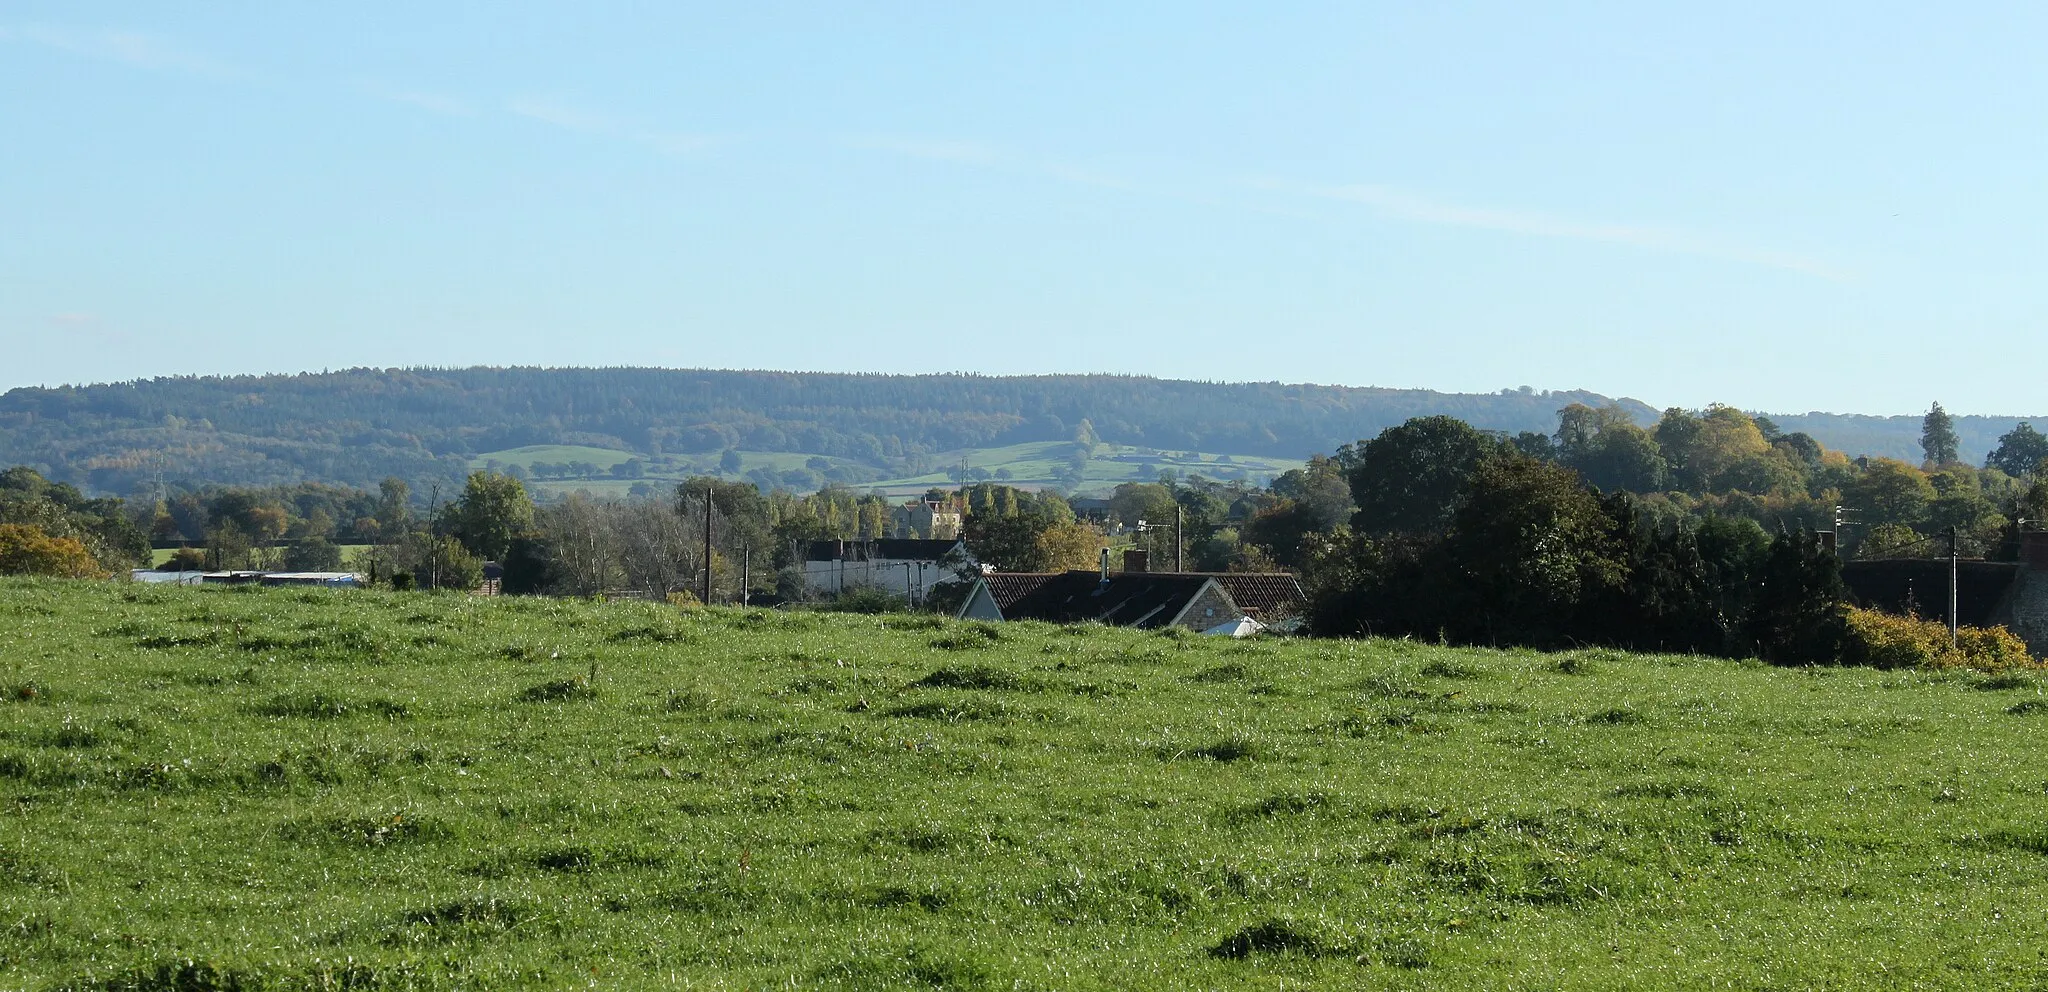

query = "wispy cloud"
[
  {"left": 508, "top": 97, "right": 723, "bottom": 155},
  {"left": 1, "top": 24, "right": 242, "bottom": 78},
  {"left": 51, "top": 312, "right": 97, "bottom": 327},
  {"left": 1269, "top": 180, "right": 1845, "bottom": 279},
  {"left": 359, "top": 81, "right": 473, "bottom": 117}
]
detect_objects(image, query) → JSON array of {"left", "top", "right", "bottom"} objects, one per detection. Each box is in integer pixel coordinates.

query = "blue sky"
[{"left": 3, "top": 3, "right": 2044, "bottom": 416}]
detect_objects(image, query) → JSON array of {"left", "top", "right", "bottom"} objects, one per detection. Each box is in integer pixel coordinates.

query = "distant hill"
[
  {"left": 1766, "top": 412, "right": 2030, "bottom": 466},
  {"left": 0, "top": 368, "right": 2032, "bottom": 496},
  {"left": 0, "top": 368, "right": 1654, "bottom": 495}
]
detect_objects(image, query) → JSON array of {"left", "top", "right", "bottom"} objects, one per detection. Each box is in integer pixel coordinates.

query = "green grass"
[
  {"left": 468, "top": 444, "right": 639, "bottom": 473},
  {"left": 8, "top": 578, "right": 2048, "bottom": 988}
]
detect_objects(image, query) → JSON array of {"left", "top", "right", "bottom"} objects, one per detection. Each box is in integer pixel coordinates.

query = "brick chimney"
[{"left": 1123, "top": 549, "right": 1150, "bottom": 573}]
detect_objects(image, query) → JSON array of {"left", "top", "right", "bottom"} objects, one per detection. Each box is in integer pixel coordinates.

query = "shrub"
[
  {"left": 0, "top": 524, "right": 104, "bottom": 578},
  {"left": 1841, "top": 606, "right": 2039, "bottom": 673},
  {"left": 163, "top": 547, "right": 207, "bottom": 572}
]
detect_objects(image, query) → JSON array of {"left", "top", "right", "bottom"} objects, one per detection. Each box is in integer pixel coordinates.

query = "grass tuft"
[
  {"left": 255, "top": 692, "right": 409, "bottom": 719},
  {"left": 1584, "top": 705, "right": 1646, "bottom": 725},
  {"left": 516, "top": 677, "right": 597, "bottom": 703},
  {"left": 929, "top": 624, "right": 1004, "bottom": 651},
  {"left": 1208, "top": 917, "right": 1333, "bottom": 959},
  {"left": 910, "top": 665, "right": 1031, "bottom": 692}
]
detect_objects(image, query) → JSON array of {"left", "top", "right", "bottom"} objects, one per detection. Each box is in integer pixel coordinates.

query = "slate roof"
[
  {"left": 980, "top": 573, "right": 1066, "bottom": 612},
  {"left": 1840, "top": 559, "right": 2021, "bottom": 628},
  {"left": 1198, "top": 573, "right": 1305, "bottom": 618},
  {"left": 993, "top": 570, "right": 1224, "bottom": 629},
  {"left": 805, "top": 538, "right": 962, "bottom": 562}
]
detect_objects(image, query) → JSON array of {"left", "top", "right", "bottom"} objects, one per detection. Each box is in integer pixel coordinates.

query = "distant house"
[
  {"left": 1841, "top": 531, "right": 2048, "bottom": 658},
  {"left": 802, "top": 538, "right": 971, "bottom": 603},
  {"left": 890, "top": 499, "right": 962, "bottom": 540}
]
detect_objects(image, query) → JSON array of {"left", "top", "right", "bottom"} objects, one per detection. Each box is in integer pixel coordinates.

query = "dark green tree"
[
  {"left": 1746, "top": 530, "right": 1849, "bottom": 664},
  {"left": 1987, "top": 422, "right": 2048, "bottom": 478},
  {"left": 1439, "top": 456, "right": 1628, "bottom": 646},
  {"left": 1346, "top": 416, "right": 1505, "bottom": 536},
  {"left": 1920, "top": 402, "right": 1960, "bottom": 466}
]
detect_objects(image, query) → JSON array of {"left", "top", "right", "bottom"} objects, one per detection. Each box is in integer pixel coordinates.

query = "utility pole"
[
  {"left": 427, "top": 482, "right": 443, "bottom": 591},
  {"left": 1175, "top": 503, "right": 1183, "bottom": 573},
  {"left": 741, "top": 544, "right": 750, "bottom": 607},
  {"left": 1948, "top": 524, "right": 1960, "bottom": 648},
  {"left": 701, "top": 486, "right": 715, "bottom": 606}
]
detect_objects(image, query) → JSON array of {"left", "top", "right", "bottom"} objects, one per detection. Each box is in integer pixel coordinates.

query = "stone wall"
[
  {"left": 2001, "top": 534, "right": 2048, "bottom": 658},
  {"left": 1174, "top": 582, "right": 1241, "bottom": 631}
]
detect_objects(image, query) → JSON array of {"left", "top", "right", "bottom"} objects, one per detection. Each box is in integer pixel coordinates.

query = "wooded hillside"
[
  {"left": 0, "top": 367, "right": 2028, "bottom": 495},
  {"left": 0, "top": 369, "right": 1649, "bottom": 494}
]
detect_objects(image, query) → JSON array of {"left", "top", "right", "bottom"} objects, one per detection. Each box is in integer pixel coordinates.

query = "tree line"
[{"left": 6, "top": 400, "right": 2045, "bottom": 668}]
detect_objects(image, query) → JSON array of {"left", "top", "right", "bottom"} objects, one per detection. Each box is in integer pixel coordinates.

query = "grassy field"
[
  {"left": 6, "top": 579, "right": 2048, "bottom": 989},
  {"left": 467, "top": 445, "right": 641, "bottom": 473}
]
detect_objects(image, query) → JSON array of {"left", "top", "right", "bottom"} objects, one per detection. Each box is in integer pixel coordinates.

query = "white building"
[{"left": 801, "top": 538, "right": 971, "bottom": 604}]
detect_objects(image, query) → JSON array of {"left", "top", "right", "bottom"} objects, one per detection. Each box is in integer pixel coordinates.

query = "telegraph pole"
[
  {"left": 1948, "top": 525, "right": 1959, "bottom": 648},
  {"left": 427, "top": 483, "right": 442, "bottom": 590},
  {"left": 701, "top": 485, "right": 714, "bottom": 606},
  {"left": 1175, "top": 504, "right": 1183, "bottom": 573}
]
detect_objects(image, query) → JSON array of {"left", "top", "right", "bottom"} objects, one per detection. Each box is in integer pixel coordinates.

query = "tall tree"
[{"left": 1920, "top": 402, "right": 1960, "bottom": 467}]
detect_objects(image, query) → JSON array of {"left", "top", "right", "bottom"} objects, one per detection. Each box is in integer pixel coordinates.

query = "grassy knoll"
[{"left": 4, "top": 579, "right": 2048, "bottom": 989}]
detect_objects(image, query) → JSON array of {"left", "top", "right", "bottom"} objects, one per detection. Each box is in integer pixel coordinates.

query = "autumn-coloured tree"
[{"left": 0, "top": 524, "right": 105, "bottom": 578}]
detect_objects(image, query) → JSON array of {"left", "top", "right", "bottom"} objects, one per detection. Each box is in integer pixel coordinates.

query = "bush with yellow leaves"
[{"left": 1841, "top": 605, "right": 2038, "bottom": 672}]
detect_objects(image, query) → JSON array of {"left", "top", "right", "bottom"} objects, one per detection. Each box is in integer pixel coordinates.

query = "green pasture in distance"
[
  {"left": 467, "top": 444, "right": 640, "bottom": 472},
  {"left": 5, "top": 578, "right": 2047, "bottom": 988}
]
